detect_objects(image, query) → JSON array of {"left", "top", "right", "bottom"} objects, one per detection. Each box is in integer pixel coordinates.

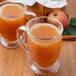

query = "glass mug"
[
  {"left": 17, "top": 16, "right": 63, "bottom": 75},
  {"left": 0, "top": 1, "right": 36, "bottom": 48}
]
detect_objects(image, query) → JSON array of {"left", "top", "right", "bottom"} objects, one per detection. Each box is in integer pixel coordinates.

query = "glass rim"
[
  {"left": 26, "top": 16, "right": 63, "bottom": 40},
  {"left": 0, "top": 1, "right": 27, "bottom": 18}
]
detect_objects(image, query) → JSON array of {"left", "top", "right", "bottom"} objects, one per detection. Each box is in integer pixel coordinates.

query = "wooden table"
[{"left": 0, "top": 0, "right": 76, "bottom": 76}]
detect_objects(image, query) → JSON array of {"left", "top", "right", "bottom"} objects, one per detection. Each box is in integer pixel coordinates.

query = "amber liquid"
[
  {"left": 28, "top": 23, "right": 62, "bottom": 68},
  {"left": 0, "top": 4, "right": 26, "bottom": 41}
]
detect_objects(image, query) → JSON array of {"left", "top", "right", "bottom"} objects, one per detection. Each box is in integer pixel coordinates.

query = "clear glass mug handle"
[
  {"left": 26, "top": 11, "right": 36, "bottom": 22},
  {"left": 17, "top": 26, "right": 29, "bottom": 53},
  {"left": 26, "top": 11, "right": 36, "bottom": 17},
  {"left": 17, "top": 11, "right": 36, "bottom": 53}
]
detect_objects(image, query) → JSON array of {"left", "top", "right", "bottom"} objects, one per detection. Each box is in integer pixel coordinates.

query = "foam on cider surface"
[
  {"left": 30, "top": 23, "right": 59, "bottom": 37},
  {"left": 29, "top": 23, "right": 60, "bottom": 45},
  {"left": 0, "top": 4, "right": 24, "bottom": 17}
]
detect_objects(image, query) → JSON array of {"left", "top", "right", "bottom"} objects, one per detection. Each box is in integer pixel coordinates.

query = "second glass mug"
[
  {"left": 17, "top": 16, "right": 63, "bottom": 75},
  {"left": 0, "top": 1, "right": 36, "bottom": 48}
]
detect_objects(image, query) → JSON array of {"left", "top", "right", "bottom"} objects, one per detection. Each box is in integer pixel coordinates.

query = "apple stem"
[{"left": 54, "top": 13, "right": 57, "bottom": 16}]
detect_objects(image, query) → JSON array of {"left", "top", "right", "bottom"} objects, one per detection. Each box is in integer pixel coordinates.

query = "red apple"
[{"left": 48, "top": 10, "right": 68, "bottom": 29}]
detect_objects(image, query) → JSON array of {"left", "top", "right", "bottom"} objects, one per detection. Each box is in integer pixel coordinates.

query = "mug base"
[
  {"left": 30, "top": 59, "right": 60, "bottom": 75},
  {"left": 0, "top": 37, "right": 19, "bottom": 49}
]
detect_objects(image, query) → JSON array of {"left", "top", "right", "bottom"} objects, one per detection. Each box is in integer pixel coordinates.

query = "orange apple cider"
[
  {"left": 0, "top": 4, "right": 26, "bottom": 41},
  {"left": 28, "top": 23, "right": 62, "bottom": 68}
]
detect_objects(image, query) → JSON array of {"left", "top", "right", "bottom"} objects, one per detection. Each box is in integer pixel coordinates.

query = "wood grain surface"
[
  {"left": 0, "top": 41, "right": 76, "bottom": 76},
  {"left": 0, "top": 0, "right": 76, "bottom": 76}
]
